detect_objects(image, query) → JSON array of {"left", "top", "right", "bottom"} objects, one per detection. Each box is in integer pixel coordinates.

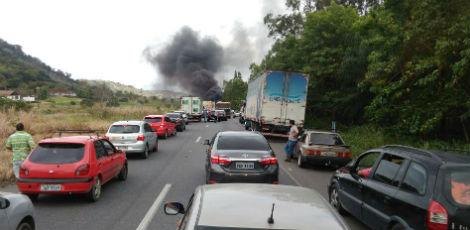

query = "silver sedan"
[
  {"left": 0, "top": 192, "right": 35, "bottom": 230},
  {"left": 106, "top": 120, "right": 158, "bottom": 159}
]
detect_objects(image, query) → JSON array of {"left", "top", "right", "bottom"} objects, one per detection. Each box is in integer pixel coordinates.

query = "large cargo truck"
[
  {"left": 202, "top": 101, "right": 215, "bottom": 110},
  {"left": 180, "top": 96, "right": 202, "bottom": 121},
  {"left": 244, "top": 71, "right": 308, "bottom": 137},
  {"left": 215, "top": 101, "right": 231, "bottom": 118}
]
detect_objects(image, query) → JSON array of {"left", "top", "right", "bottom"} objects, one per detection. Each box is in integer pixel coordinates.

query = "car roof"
[
  {"left": 144, "top": 115, "right": 164, "bottom": 118},
  {"left": 218, "top": 131, "right": 262, "bottom": 137},
  {"left": 111, "top": 120, "right": 144, "bottom": 126},
  {"left": 196, "top": 184, "right": 347, "bottom": 230},
  {"left": 381, "top": 145, "right": 470, "bottom": 165},
  {"left": 39, "top": 136, "right": 99, "bottom": 144},
  {"left": 304, "top": 130, "right": 339, "bottom": 135}
]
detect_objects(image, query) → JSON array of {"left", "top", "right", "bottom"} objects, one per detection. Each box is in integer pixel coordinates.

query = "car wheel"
[
  {"left": 16, "top": 221, "right": 34, "bottom": 230},
  {"left": 25, "top": 194, "right": 38, "bottom": 202},
  {"left": 329, "top": 183, "right": 347, "bottom": 215},
  {"left": 141, "top": 146, "right": 149, "bottom": 159},
  {"left": 297, "top": 154, "right": 306, "bottom": 168},
  {"left": 390, "top": 223, "right": 406, "bottom": 230},
  {"left": 88, "top": 177, "right": 101, "bottom": 202},
  {"left": 118, "top": 163, "right": 128, "bottom": 181}
]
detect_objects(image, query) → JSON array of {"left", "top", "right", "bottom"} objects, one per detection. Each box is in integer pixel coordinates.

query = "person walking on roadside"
[
  {"left": 5, "top": 123, "right": 35, "bottom": 179},
  {"left": 284, "top": 120, "right": 299, "bottom": 162}
]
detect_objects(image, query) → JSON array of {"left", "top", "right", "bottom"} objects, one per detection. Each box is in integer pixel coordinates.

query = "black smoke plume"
[{"left": 145, "top": 27, "right": 223, "bottom": 101}]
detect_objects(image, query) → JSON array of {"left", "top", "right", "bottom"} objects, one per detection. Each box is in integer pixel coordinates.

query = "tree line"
[{"left": 249, "top": 0, "right": 470, "bottom": 141}]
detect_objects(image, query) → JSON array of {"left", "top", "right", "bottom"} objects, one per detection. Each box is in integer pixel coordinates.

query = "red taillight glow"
[
  {"left": 137, "top": 135, "right": 145, "bottom": 141},
  {"left": 210, "top": 155, "right": 231, "bottom": 166},
  {"left": 20, "top": 165, "right": 29, "bottom": 176},
  {"left": 427, "top": 200, "right": 448, "bottom": 230},
  {"left": 260, "top": 156, "right": 278, "bottom": 166},
  {"left": 305, "top": 149, "right": 321, "bottom": 156},
  {"left": 337, "top": 151, "right": 352, "bottom": 158},
  {"left": 75, "top": 164, "right": 90, "bottom": 176}
]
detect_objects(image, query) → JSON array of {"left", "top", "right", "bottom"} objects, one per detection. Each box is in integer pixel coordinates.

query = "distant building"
[
  {"left": 0, "top": 90, "right": 36, "bottom": 102},
  {"left": 0, "top": 90, "right": 21, "bottom": 100},
  {"left": 51, "top": 91, "right": 77, "bottom": 97}
]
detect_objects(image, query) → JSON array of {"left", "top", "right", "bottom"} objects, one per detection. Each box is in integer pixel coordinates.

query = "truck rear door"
[
  {"left": 263, "top": 71, "right": 285, "bottom": 125},
  {"left": 285, "top": 73, "right": 308, "bottom": 125}
]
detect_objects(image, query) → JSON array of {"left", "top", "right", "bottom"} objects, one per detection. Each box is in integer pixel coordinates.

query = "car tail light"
[
  {"left": 427, "top": 200, "right": 448, "bottom": 230},
  {"left": 305, "top": 149, "right": 321, "bottom": 155},
  {"left": 210, "top": 155, "right": 231, "bottom": 166},
  {"left": 137, "top": 135, "right": 145, "bottom": 141},
  {"left": 260, "top": 156, "right": 278, "bottom": 166},
  {"left": 75, "top": 164, "right": 90, "bottom": 176},
  {"left": 20, "top": 165, "right": 29, "bottom": 176},
  {"left": 337, "top": 151, "right": 352, "bottom": 158}
]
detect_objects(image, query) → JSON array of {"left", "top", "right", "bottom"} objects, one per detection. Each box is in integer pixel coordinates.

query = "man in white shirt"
[{"left": 284, "top": 120, "right": 299, "bottom": 162}]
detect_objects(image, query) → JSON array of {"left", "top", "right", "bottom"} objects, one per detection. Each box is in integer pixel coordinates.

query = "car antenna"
[{"left": 267, "top": 203, "right": 275, "bottom": 224}]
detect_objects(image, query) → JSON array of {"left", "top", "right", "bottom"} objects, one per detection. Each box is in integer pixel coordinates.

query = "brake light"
[
  {"left": 427, "top": 200, "right": 448, "bottom": 230},
  {"left": 210, "top": 155, "right": 231, "bottom": 166},
  {"left": 337, "top": 151, "right": 352, "bottom": 158},
  {"left": 75, "top": 164, "right": 90, "bottom": 176},
  {"left": 20, "top": 165, "right": 29, "bottom": 176},
  {"left": 137, "top": 135, "right": 145, "bottom": 141},
  {"left": 260, "top": 156, "right": 278, "bottom": 166},
  {"left": 306, "top": 149, "right": 321, "bottom": 155}
]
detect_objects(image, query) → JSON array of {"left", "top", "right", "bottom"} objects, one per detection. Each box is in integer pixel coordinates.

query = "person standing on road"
[
  {"left": 5, "top": 123, "right": 35, "bottom": 179},
  {"left": 284, "top": 120, "right": 299, "bottom": 162},
  {"left": 202, "top": 108, "right": 208, "bottom": 123}
]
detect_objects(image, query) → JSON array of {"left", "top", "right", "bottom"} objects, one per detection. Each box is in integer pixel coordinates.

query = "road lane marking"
[
  {"left": 195, "top": 136, "right": 201, "bottom": 143},
  {"left": 279, "top": 164, "right": 302, "bottom": 187},
  {"left": 136, "top": 183, "right": 172, "bottom": 230},
  {"left": 205, "top": 125, "right": 209, "bottom": 128}
]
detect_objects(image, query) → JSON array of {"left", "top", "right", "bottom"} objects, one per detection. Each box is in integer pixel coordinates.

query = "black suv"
[{"left": 328, "top": 145, "right": 470, "bottom": 230}]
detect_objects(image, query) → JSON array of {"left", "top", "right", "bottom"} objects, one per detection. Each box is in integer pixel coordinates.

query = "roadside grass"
[
  {"left": 0, "top": 99, "right": 178, "bottom": 186},
  {"left": 340, "top": 125, "right": 470, "bottom": 157}
]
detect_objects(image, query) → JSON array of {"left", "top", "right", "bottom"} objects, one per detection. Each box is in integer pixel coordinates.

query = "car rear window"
[
  {"left": 310, "top": 133, "right": 344, "bottom": 146},
  {"left": 217, "top": 134, "right": 270, "bottom": 151},
  {"left": 109, "top": 125, "right": 140, "bottom": 134},
  {"left": 144, "top": 117, "right": 162, "bottom": 123},
  {"left": 29, "top": 143, "right": 85, "bottom": 164},
  {"left": 166, "top": 113, "right": 180, "bottom": 118},
  {"left": 447, "top": 168, "right": 470, "bottom": 206}
]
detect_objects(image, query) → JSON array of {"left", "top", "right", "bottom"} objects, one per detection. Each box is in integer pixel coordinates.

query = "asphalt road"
[{"left": 1, "top": 119, "right": 367, "bottom": 230}]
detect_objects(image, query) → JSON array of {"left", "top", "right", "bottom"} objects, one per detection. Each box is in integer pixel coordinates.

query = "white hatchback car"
[
  {"left": 106, "top": 120, "right": 158, "bottom": 159},
  {"left": 0, "top": 192, "right": 35, "bottom": 230}
]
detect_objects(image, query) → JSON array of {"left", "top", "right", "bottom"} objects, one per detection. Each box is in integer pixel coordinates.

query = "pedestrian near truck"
[
  {"left": 284, "top": 120, "right": 299, "bottom": 162},
  {"left": 5, "top": 123, "right": 35, "bottom": 179}
]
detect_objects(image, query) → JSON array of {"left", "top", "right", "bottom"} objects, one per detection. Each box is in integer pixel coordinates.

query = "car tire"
[
  {"left": 297, "top": 154, "right": 306, "bottom": 168},
  {"left": 88, "top": 177, "right": 101, "bottom": 202},
  {"left": 141, "top": 146, "right": 149, "bottom": 159},
  {"left": 16, "top": 221, "right": 34, "bottom": 230},
  {"left": 26, "top": 194, "right": 38, "bottom": 202},
  {"left": 390, "top": 223, "right": 406, "bottom": 230},
  {"left": 329, "top": 183, "right": 348, "bottom": 215},
  {"left": 118, "top": 164, "right": 128, "bottom": 181}
]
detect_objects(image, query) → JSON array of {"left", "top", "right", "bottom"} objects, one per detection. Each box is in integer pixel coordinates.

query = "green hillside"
[{"left": 0, "top": 38, "right": 77, "bottom": 94}]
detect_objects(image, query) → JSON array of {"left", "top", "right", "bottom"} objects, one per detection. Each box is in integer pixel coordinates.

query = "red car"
[
  {"left": 144, "top": 115, "right": 177, "bottom": 139},
  {"left": 17, "top": 136, "right": 128, "bottom": 202}
]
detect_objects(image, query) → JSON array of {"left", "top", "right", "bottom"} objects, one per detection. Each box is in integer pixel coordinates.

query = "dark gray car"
[
  {"left": 164, "top": 184, "right": 349, "bottom": 230},
  {"left": 204, "top": 131, "right": 278, "bottom": 184}
]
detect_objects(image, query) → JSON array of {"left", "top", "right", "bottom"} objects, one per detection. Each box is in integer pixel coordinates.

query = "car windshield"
[
  {"left": 310, "top": 133, "right": 344, "bottom": 146},
  {"left": 144, "top": 117, "right": 162, "bottom": 123},
  {"left": 217, "top": 134, "right": 270, "bottom": 151},
  {"left": 166, "top": 113, "right": 180, "bottom": 118},
  {"left": 29, "top": 143, "right": 85, "bottom": 164},
  {"left": 109, "top": 125, "right": 140, "bottom": 134},
  {"left": 446, "top": 167, "right": 470, "bottom": 206}
]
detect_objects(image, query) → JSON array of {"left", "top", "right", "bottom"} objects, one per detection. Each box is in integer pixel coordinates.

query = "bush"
[{"left": 0, "top": 98, "right": 31, "bottom": 111}]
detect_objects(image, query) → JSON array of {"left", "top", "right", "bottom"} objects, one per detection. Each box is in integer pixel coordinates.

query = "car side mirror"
[
  {"left": 203, "top": 139, "right": 210, "bottom": 145},
  {"left": 0, "top": 198, "right": 10, "bottom": 209},
  {"left": 164, "top": 202, "right": 185, "bottom": 215}
]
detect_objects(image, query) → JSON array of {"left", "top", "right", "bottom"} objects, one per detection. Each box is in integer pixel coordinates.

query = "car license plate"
[
  {"left": 235, "top": 162, "right": 255, "bottom": 170},
  {"left": 118, "top": 146, "right": 127, "bottom": 150},
  {"left": 322, "top": 151, "right": 337, "bottom": 157},
  {"left": 40, "top": 184, "right": 62, "bottom": 191}
]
